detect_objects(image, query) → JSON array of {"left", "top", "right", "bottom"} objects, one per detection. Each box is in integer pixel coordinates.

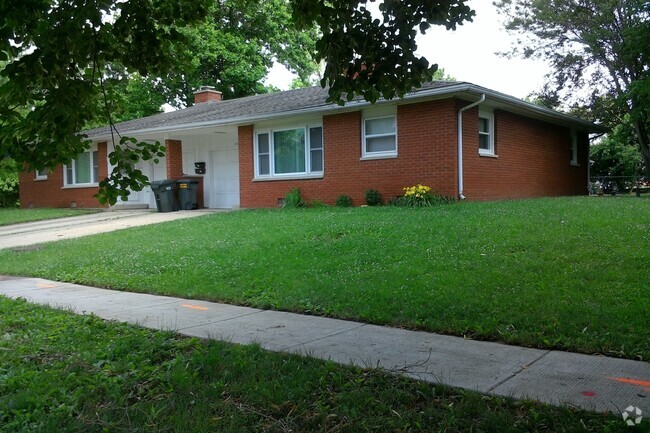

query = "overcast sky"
[{"left": 266, "top": 0, "right": 549, "bottom": 99}]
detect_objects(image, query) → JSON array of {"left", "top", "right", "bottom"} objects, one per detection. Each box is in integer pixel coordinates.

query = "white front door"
[
  {"left": 210, "top": 145, "right": 240, "bottom": 208},
  {"left": 113, "top": 161, "right": 148, "bottom": 207}
]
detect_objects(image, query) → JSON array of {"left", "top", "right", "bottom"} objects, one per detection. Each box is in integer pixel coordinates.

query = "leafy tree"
[
  {"left": 154, "top": 0, "right": 320, "bottom": 109},
  {"left": 590, "top": 118, "right": 643, "bottom": 177},
  {"left": 109, "top": 74, "right": 167, "bottom": 123},
  {"left": 431, "top": 67, "right": 456, "bottom": 81},
  {"left": 494, "top": 0, "right": 650, "bottom": 179},
  {"left": 0, "top": 0, "right": 474, "bottom": 204},
  {"left": 0, "top": 0, "right": 211, "bottom": 204},
  {"left": 0, "top": 61, "right": 19, "bottom": 207},
  {"left": 85, "top": 73, "right": 167, "bottom": 129},
  {"left": 0, "top": 157, "right": 19, "bottom": 208},
  {"left": 293, "top": 0, "right": 474, "bottom": 103}
]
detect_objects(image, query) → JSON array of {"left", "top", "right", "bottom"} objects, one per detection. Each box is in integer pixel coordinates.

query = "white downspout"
[
  {"left": 457, "top": 94, "right": 486, "bottom": 200},
  {"left": 587, "top": 133, "right": 592, "bottom": 195}
]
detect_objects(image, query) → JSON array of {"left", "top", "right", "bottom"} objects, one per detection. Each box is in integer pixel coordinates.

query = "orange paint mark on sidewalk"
[
  {"left": 180, "top": 303, "right": 209, "bottom": 311},
  {"left": 36, "top": 284, "right": 58, "bottom": 288},
  {"left": 607, "top": 377, "right": 650, "bottom": 389}
]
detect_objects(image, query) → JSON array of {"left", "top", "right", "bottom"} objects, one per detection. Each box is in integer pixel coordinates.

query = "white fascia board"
[
  {"left": 399, "top": 83, "right": 603, "bottom": 132},
  {"left": 461, "top": 85, "right": 605, "bottom": 132}
]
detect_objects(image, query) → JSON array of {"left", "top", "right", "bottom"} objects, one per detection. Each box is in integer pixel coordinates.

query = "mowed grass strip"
[
  {"left": 0, "top": 296, "right": 628, "bottom": 432},
  {"left": 0, "top": 197, "right": 648, "bottom": 359},
  {"left": 0, "top": 208, "right": 100, "bottom": 226}
]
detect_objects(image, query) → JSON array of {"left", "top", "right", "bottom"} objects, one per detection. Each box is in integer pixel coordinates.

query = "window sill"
[
  {"left": 34, "top": 178, "right": 48, "bottom": 181},
  {"left": 360, "top": 153, "right": 398, "bottom": 161},
  {"left": 570, "top": 162, "right": 580, "bottom": 167},
  {"left": 253, "top": 173, "right": 324, "bottom": 182},
  {"left": 478, "top": 152, "right": 498, "bottom": 158},
  {"left": 62, "top": 183, "right": 99, "bottom": 189}
]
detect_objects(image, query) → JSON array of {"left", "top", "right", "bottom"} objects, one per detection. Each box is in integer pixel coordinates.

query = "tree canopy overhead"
[
  {"left": 294, "top": 0, "right": 474, "bottom": 104},
  {"left": 0, "top": 0, "right": 213, "bottom": 203},
  {"left": 0, "top": 0, "right": 475, "bottom": 204},
  {"left": 156, "top": 0, "right": 320, "bottom": 109},
  {"left": 494, "top": 0, "right": 650, "bottom": 178}
]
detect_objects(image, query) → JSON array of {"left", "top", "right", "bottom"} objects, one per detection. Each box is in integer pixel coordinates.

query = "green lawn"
[
  {"left": 0, "top": 208, "right": 100, "bottom": 226},
  {"left": 0, "top": 296, "right": 627, "bottom": 432},
  {"left": 0, "top": 197, "right": 648, "bottom": 359}
]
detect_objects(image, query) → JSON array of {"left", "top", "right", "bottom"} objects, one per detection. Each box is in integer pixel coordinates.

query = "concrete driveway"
[{"left": 0, "top": 210, "right": 216, "bottom": 250}]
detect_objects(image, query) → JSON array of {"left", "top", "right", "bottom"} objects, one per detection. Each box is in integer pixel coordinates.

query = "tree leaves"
[
  {"left": 0, "top": 0, "right": 211, "bottom": 200},
  {"left": 96, "top": 137, "right": 166, "bottom": 206},
  {"left": 1, "top": 0, "right": 476, "bottom": 202},
  {"left": 495, "top": 0, "right": 650, "bottom": 177},
  {"left": 151, "top": 0, "right": 320, "bottom": 108},
  {"left": 292, "top": 0, "right": 474, "bottom": 104}
]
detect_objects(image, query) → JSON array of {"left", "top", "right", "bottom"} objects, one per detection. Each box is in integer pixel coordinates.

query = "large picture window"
[
  {"left": 362, "top": 116, "right": 397, "bottom": 158},
  {"left": 255, "top": 125, "right": 323, "bottom": 178},
  {"left": 65, "top": 148, "right": 99, "bottom": 186}
]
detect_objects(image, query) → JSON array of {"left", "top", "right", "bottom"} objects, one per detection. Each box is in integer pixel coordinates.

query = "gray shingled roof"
[
  {"left": 84, "top": 80, "right": 603, "bottom": 139},
  {"left": 83, "top": 81, "right": 463, "bottom": 139}
]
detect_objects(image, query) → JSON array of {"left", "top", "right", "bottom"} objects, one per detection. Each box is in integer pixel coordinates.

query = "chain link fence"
[{"left": 589, "top": 176, "right": 649, "bottom": 196}]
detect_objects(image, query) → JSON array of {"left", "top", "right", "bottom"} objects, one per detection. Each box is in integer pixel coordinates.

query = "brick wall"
[
  {"left": 462, "top": 108, "right": 589, "bottom": 200},
  {"left": 239, "top": 99, "right": 459, "bottom": 207},
  {"left": 238, "top": 98, "right": 589, "bottom": 208},
  {"left": 19, "top": 142, "right": 109, "bottom": 208},
  {"left": 19, "top": 100, "right": 590, "bottom": 210},
  {"left": 165, "top": 139, "right": 184, "bottom": 179}
]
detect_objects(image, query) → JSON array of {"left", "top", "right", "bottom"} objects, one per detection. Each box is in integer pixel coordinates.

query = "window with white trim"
[
  {"left": 363, "top": 116, "right": 397, "bottom": 158},
  {"left": 64, "top": 147, "right": 99, "bottom": 186},
  {"left": 478, "top": 112, "right": 494, "bottom": 155},
  {"left": 35, "top": 168, "right": 48, "bottom": 180},
  {"left": 255, "top": 125, "right": 323, "bottom": 178},
  {"left": 570, "top": 130, "right": 579, "bottom": 165},
  {"left": 309, "top": 127, "right": 323, "bottom": 172}
]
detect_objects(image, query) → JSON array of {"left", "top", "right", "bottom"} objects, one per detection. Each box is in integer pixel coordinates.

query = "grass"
[
  {"left": 0, "top": 197, "right": 648, "bottom": 360},
  {"left": 0, "top": 296, "right": 629, "bottom": 432},
  {"left": 0, "top": 208, "right": 100, "bottom": 226}
]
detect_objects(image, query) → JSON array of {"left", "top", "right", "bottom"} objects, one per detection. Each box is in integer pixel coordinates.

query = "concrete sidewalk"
[{"left": 0, "top": 275, "right": 647, "bottom": 421}]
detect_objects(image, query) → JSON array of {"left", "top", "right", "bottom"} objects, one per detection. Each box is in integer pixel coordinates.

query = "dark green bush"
[
  {"left": 336, "top": 194, "right": 353, "bottom": 207},
  {"left": 284, "top": 188, "right": 304, "bottom": 208},
  {"left": 0, "top": 158, "right": 19, "bottom": 208},
  {"left": 365, "top": 189, "right": 382, "bottom": 206}
]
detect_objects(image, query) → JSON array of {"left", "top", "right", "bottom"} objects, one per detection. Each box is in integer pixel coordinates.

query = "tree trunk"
[{"left": 633, "top": 118, "right": 650, "bottom": 180}]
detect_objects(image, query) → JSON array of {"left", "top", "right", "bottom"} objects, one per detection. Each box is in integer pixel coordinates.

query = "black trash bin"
[
  {"left": 177, "top": 179, "right": 199, "bottom": 210},
  {"left": 150, "top": 179, "right": 178, "bottom": 212}
]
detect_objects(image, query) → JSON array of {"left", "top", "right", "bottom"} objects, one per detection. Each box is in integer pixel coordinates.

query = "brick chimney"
[{"left": 194, "top": 86, "right": 223, "bottom": 104}]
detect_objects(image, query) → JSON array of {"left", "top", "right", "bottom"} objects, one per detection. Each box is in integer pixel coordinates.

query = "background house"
[{"left": 19, "top": 82, "right": 601, "bottom": 209}]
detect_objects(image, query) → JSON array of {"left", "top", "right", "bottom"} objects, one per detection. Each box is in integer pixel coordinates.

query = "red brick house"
[{"left": 19, "top": 82, "right": 602, "bottom": 209}]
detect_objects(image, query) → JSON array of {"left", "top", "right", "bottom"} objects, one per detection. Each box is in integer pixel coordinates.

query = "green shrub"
[
  {"left": 336, "top": 194, "right": 353, "bottom": 207},
  {"left": 388, "top": 196, "right": 407, "bottom": 207},
  {"left": 365, "top": 189, "right": 382, "bottom": 206},
  {"left": 284, "top": 188, "right": 304, "bottom": 208},
  {"left": 308, "top": 199, "right": 328, "bottom": 208},
  {"left": 0, "top": 158, "right": 19, "bottom": 208}
]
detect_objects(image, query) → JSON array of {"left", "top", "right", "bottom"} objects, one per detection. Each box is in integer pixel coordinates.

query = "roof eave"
[
  {"left": 84, "top": 84, "right": 476, "bottom": 140},
  {"left": 462, "top": 84, "right": 606, "bottom": 133},
  {"left": 85, "top": 83, "right": 605, "bottom": 140}
]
